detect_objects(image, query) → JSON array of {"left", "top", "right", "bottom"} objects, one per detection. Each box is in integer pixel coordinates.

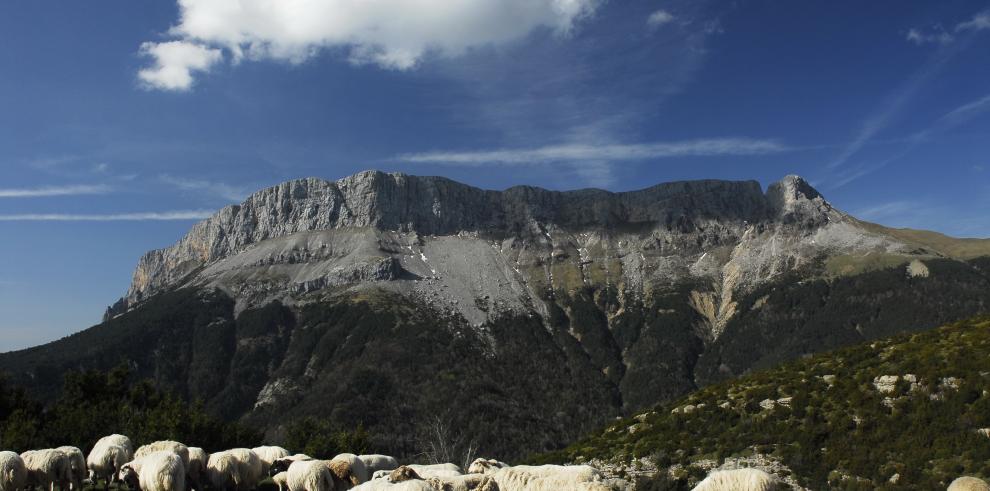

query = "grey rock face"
[{"left": 117, "top": 170, "right": 911, "bottom": 337}]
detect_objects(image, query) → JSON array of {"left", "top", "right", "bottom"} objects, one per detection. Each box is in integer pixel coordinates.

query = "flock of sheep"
[
  {"left": 0, "top": 435, "right": 628, "bottom": 491},
  {"left": 2, "top": 436, "right": 988, "bottom": 490}
]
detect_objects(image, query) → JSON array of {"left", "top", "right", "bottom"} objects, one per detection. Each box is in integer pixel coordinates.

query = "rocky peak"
[
  {"left": 117, "top": 171, "right": 845, "bottom": 312},
  {"left": 766, "top": 174, "right": 840, "bottom": 227}
]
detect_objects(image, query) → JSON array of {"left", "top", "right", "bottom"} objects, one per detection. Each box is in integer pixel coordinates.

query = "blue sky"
[{"left": 1, "top": 0, "right": 989, "bottom": 351}]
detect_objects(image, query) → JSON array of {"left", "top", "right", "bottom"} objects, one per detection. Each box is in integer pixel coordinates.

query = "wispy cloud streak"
[
  {"left": 0, "top": 184, "right": 111, "bottom": 198},
  {"left": 0, "top": 211, "right": 214, "bottom": 221},
  {"left": 397, "top": 138, "right": 789, "bottom": 166},
  {"left": 160, "top": 175, "right": 248, "bottom": 202}
]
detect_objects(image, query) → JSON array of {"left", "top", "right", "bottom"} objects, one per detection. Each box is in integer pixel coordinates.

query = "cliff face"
[
  {"left": 122, "top": 171, "right": 870, "bottom": 321},
  {"left": 127, "top": 172, "right": 782, "bottom": 301}
]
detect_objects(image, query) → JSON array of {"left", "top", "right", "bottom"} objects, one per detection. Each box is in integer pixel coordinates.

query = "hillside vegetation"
[{"left": 538, "top": 316, "right": 990, "bottom": 490}]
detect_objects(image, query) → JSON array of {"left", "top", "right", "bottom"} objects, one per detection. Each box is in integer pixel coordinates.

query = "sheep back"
[
  {"left": 286, "top": 460, "right": 334, "bottom": 491},
  {"left": 692, "top": 468, "right": 781, "bottom": 491},
  {"left": 0, "top": 451, "right": 27, "bottom": 491},
  {"left": 135, "top": 441, "right": 190, "bottom": 471},
  {"left": 86, "top": 444, "right": 129, "bottom": 485},
  {"left": 94, "top": 434, "right": 134, "bottom": 460},
  {"left": 56, "top": 446, "right": 87, "bottom": 488},
  {"left": 330, "top": 453, "right": 369, "bottom": 486},
  {"left": 357, "top": 455, "right": 398, "bottom": 475},
  {"left": 137, "top": 451, "right": 186, "bottom": 491},
  {"left": 21, "top": 449, "right": 72, "bottom": 490},
  {"left": 226, "top": 448, "right": 264, "bottom": 490},
  {"left": 948, "top": 477, "right": 990, "bottom": 491},
  {"left": 206, "top": 451, "right": 240, "bottom": 491}
]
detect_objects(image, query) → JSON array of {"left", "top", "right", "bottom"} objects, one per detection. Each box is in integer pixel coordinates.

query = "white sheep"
[
  {"left": 21, "top": 449, "right": 72, "bottom": 491},
  {"left": 948, "top": 476, "right": 990, "bottom": 491},
  {"left": 86, "top": 444, "right": 129, "bottom": 489},
  {"left": 489, "top": 465, "right": 604, "bottom": 491},
  {"left": 388, "top": 465, "right": 464, "bottom": 483},
  {"left": 0, "top": 451, "right": 27, "bottom": 491},
  {"left": 135, "top": 441, "right": 190, "bottom": 471},
  {"left": 93, "top": 434, "right": 134, "bottom": 460},
  {"left": 330, "top": 453, "right": 370, "bottom": 487},
  {"left": 270, "top": 455, "right": 313, "bottom": 477},
  {"left": 286, "top": 459, "right": 334, "bottom": 491},
  {"left": 404, "top": 464, "right": 462, "bottom": 479},
  {"left": 56, "top": 446, "right": 87, "bottom": 490},
  {"left": 358, "top": 455, "right": 399, "bottom": 476},
  {"left": 350, "top": 478, "right": 437, "bottom": 490},
  {"left": 206, "top": 451, "right": 241, "bottom": 491},
  {"left": 119, "top": 451, "right": 186, "bottom": 491},
  {"left": 467, "top": 459, "right": 508, "bottom": 475},
  {"left": 271, "top": 471, "right": 289, "bottom": 491},
  {"left": 252, "top": 446, "right": 290, "bottom": 475},
  {"left": 225, "top": 448, "right": 265, "bottom": 490},
  {"left": 692, "top": 468, "right": 781, "bottom": 491},
  {"left": 426, "top": 473, "right": 498, "bottom": 491},
  {"left": 186, "top": 447, "right": 208, "bottom": 490}
]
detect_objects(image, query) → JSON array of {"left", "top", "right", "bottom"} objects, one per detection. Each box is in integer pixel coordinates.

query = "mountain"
[
  {"left": 538, "top": 315, "right": 990, "bottom": 490},
  {"left": 2, "top": 170, "right": 989, "bottom": 460}
]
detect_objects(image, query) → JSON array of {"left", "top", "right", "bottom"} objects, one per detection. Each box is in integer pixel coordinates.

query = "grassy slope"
[
  {"left": 857, "top": 220, "right": 990, "bottom": 260},
  {"left": 538, "top": 316, "right": 990, "bottom": 490}
]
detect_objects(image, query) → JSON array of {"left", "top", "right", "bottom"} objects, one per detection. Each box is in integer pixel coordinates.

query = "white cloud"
[
  {"left": 140, "top": 0, "right": 601, "bottom": 89},
  {"left": 906, "top": 27, "right": 954, "bottom": 45},
  {"left": 647, "top": 10, "right": 675, "bottom": 27},
  {"left": 957, "top": 10, "right": 990, "bottom": 31},
  {"left": 0, "top": 211, "right": 214, "bottom": 221},
  {"left": 160, "top": 175, "right": 248, "bottom": 202},
  {"left": 0, "top": 184, "right": 111, "bottom": 198},
  {"left": 138, "top": 40, "right": 223, "bottom": 91},
  {"left": 397, "top": 138, "right": 788, "bottom": 165}
]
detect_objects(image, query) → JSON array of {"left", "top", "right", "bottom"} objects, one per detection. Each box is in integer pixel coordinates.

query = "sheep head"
[
  {"left": 388, "top": 466, "right": 422, "bottom": 483},
  {"left": 118, "top": 464, "right": 140, "bottom": 489}
]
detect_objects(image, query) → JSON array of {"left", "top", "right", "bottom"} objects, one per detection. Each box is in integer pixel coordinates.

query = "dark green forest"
[{"left": 0, "top": 366, "right": 261, "bottom": 452}]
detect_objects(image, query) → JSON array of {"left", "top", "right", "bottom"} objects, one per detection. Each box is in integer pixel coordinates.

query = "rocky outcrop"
[
  {"left": 119, "top": 171, "right": 910, "bottom": 325},
  {"left": 124, "top": 172, "right": 786, "bottom": 302}
]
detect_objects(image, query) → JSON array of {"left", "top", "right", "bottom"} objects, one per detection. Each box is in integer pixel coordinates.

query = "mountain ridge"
[{"left": 6, "top": 170, "right": 990, "bottom": 463}]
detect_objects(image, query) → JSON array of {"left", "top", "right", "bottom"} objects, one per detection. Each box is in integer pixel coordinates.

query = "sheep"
[
  {"left": 286, "top": 459, "right": 334, "bottom": 491},
  {"left": 488, "top": 465, "right": 605, "bottom": 491},
  {"left": 426, "top": 474, "right": 499, "bottom": 491},
  {"left": 252, "top": 446, "right": 290, "bottom": 476},
  {"left": 135, "top": 441, "right": 190, "bottom": 471},
  {"left": 371, "top": 470, "right": 391, "bottom": 480},
  {"left": 21, "top": 449, "right": 73, "bottom": 491},
  {"left": 398, "top": 464, "right": 462, "bottom": 480},
  {"left": 86, "top": 444, "right": 129, "bottom": 489},
  {"left": 93, "top": 434, "right": 135, "bottom": 460},
  {"left": 272, "top": 471, "right": 289, "bottom": 491},
  {"left": 329, "top": 453, "right": 369, "bottom": 488},
  {"left": 270, "top": 455, "right": 313, "bottom": 477},
  {"left": 948, "top": 477, "right": 990, "bottom": 491},
  {"left": 691, "top": 468, "right": 781, "bottom": 491},
  {"left": 0, "top": 451, "right": 27, "bottom": 491},
  {"left": 358, "top": 455, "right": 398, "bottom": 476},
  {"left": 350, "top": 478, "right": 436, "bottom": 490},
  {"left": 226, "top": 448, "right": 265, "bottom": 490},
  {"left": 119, "top": 451, "right": 186, "bottom": 491},
  {"left": 186, "top": 447, "right": 208, "bottom": 491},
  {"left": 54, "top": 447, "right": 86, "bottom": 490},
  {"left": 467, "top": 459, "right": 508, "bottom": 475},
  {"left": 206, "top": 452, "right": 241, "bottom": 491}
]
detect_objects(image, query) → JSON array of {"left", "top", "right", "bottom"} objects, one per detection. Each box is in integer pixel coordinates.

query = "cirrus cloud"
[
  {"left": 396, "top": 138, "right": 789, "bottom": 166},
  {"left": 139, "top": 0, "right": 601, "bottom": 90}
]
